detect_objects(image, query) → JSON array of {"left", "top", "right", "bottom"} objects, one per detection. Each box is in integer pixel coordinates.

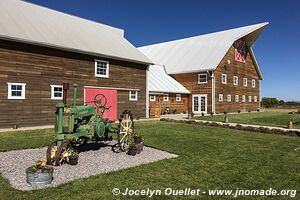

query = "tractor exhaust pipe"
[{"left": 63, "top": 83, "right": 69, "bottom": 105}]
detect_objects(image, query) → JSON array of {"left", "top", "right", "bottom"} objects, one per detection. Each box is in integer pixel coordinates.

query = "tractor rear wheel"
[
  {"left": 54, "top": 141, "right": 72, "bottom": 166},
  {"left": 114, "top": 110, "right": 134, "bottom": 153}
]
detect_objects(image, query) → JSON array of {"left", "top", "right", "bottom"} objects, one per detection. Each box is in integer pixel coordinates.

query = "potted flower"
[
  {"left": 67, "top": 148, "right": 79, "bottom": 165},
  {"left": 128, "top": 141, "right": 138, "bottom": 156},
  {"left": 26, "top": 159, "right": 54, "bottom": 187}
]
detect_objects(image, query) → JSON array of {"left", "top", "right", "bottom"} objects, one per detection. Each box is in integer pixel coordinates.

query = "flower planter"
[
  {"left": 68, "top": 156, "right": 79, "bottom": 165},
  {"left": 133, "top": 136, "right": 142, "bottom": 144},
  {"left": 136, "top": 142, "right": 144, "bottom": 154},
  {"left": 128, "top": 148, "right": 138, "bottom": 156},
  {"left": 26, "top": 171, "right": 53, "bottom": 187}
]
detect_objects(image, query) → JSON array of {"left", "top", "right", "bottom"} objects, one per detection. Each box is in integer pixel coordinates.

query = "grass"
[
  {"left": 193, "top": 111, "right": 300, "bottom": 129},
  {"left": 0, "top": 121, "right": 299, "bottom": 199}
]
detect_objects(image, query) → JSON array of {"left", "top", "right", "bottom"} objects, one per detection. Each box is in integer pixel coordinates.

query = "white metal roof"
[
  {"left": 0, "top": 0, "right": 152, "bottom": 64},
  {"left": 139, "top": 23, "right": 268, "bottom": 76},
  {"left": 149, "top": 65, "right": 190, "bottom": 94}
]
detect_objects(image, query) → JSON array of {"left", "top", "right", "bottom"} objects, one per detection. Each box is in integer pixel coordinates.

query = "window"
[
  {"left": 242, "top": 95, "right": 246, "bottom": 102},
  {"left": 163, "top": 94, "right": 169, "bottom": 101},
  {"left": 51, "top": 85, "right": 63, "bottom": 100},
  {"left": 176, "top": 94, "right": 181, "bottom": 101},
  {"left": 249, "top": 96, "right": 252, "bottom": 102},
  {"left": 219, "top": 94, "right": 223, "bottom": 102},
  {"left": 252, "top": 79, "right": 256, "bottom": 88},
  {"left": 243, "top": 78, "right": 248, "bottom": 87},
  {"left": 198, "top": 74, "right": 207, "bottom": 83},
  {"left": 227, "top": 95, "right": 231, "bottom": 102},
  {"left": 235, "top": 95, "right": 239, "bottom": 102},
  {"left": 129, "top": 91, "right": 137, "bottom": 101},
  {"left": 95, "top": 60, "right": 109, "bottom": 78},
  {"left": 222, "top": 74, "right": 227, "bottom": 84},
  {"left": 7, "top": 83, "right": 26, "bottom": 99},
  {"left": 150, "top": 95, "right": 156, "bottom": 102},
  {"left": 233, "top": 76, "right": 238, "bottom": 86},
  {"left": 254, "top": 96, "right": 257, "bottom": 102}
]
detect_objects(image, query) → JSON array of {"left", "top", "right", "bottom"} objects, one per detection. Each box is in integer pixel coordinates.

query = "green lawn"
[
  {"left": 193, "top": 111, "right": 300, "bottom": 129},
  {"left": 0, "top": 121, "right": 299, "bottom": 199}
]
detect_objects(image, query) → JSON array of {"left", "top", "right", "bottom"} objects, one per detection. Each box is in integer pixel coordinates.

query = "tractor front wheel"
[
  {"left": 54, "top": 141, "right": 72, "bottom": 166},
  {"left": 46, "top": 142, "right": 57, "bottom": 165}
]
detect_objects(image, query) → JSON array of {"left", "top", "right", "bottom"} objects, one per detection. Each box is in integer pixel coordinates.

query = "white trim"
[
  {"left": 219, "top": 94, "right": 223, "bottom": 102},
  {"left": 252, "top": 79, "right": 256, "bottom": 88},
  {"left": 7, "top": 82, "right": 26, "bottom": 100},
  {"left": 50, "top": 85, "right": 63, "bottom": 100},
  {"left": 233, "top": 76, "right": 238, "bottom": 86},
  {"left": 150, "top": 94, "right": 156, "bottom": 102},
  {"left": 129, "top": 90, "right": 138, "bottom": 101},
  {"left": 211, "top": 73, "right": 215, "bottom": 113},
  {"left": 84, "top": 86, "right": 140, "bottom": 91},
  {"left": 242, "top": 95, "right": 246, "bottom": 102},
  {"left": 249, "top": 95, "right": 252, "bottom": 102},
  {"left": 176, "top": 94, "right": 181, "bottom": 101},
  {"left": 198, "top": 73, "right": 208, "bottom": 83},
  {"left": 243, "top": 78, "right": 248, "bottom": 87},
  {"left": 192, "top": 94, "right": 207, "bottom": 114},
  {"left": 222, "top": 74, "right": 227, "bottom": 84},
  {"left": 95, "top": 59, "right": 109, "bottom": 78},
  {"left": 254, "top": 96, "right": 257, "bottom": 102},
  {"left": 235, "top": 95, "right": 239, "bottom": 102},
  {"left": 227, "top": 94, "right": 231, "bottom": 102},
  {"left": 146, "top": 66, "right": 149, "bottom": 118},
  {"left": 163, "top": 94, "right": 169, "bottom": 101}
]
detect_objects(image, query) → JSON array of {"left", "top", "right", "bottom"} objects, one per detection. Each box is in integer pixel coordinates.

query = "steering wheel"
[{"left": 94, "top": 94, "right": 107, "bottom": 108}]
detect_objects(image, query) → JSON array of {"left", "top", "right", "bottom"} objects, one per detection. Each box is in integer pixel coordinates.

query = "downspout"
[
  {"left": 208, "top": 71, "right": 215, "bottom": 114},
  {"left": 145, "top": 65, "right": 150, "bottom": 118}
]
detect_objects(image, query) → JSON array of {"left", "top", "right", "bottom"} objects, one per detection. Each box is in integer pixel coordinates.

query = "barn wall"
[
  {"left": 171, "top": 73, "right": 213, "bottom": 114},
  {"left": 0, "top": 40, "right": 147, "bottom": 128},
  {"left": 214, "top": 45, "right": 261, "bottom": 113},
  {"left": 149, "top": 94, "right": 189, "bottom": 117}
]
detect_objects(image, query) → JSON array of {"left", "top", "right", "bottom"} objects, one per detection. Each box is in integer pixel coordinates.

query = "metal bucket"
[{"left": 26, "top": 172, "right": 53, "bottom": 188}]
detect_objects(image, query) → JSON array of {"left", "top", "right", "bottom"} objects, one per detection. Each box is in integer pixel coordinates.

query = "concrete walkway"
[{"left": 0, "top": 125, "right": 54, "bottom": 133}]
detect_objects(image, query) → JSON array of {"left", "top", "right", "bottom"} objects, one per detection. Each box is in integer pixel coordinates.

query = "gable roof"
[
  {"left": 149, "top": 65, "right": 190, "bottom": 94},
  {"left": 139, "top": 23, "right": 268, "bottom": 76},
  {"left": 0, "top": 0, "right": 152, "bottom": 65}
]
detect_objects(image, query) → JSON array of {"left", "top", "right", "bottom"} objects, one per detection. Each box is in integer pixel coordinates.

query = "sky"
[{"left": 27, "top": 0, "right": 300, "bottom": 101}]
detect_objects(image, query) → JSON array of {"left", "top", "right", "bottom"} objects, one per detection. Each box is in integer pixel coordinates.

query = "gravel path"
[{"left": 0, "top": 141, "right": 177, "bottom": 190}]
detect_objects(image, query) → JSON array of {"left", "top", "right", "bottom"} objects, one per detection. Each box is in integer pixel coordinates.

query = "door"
[
  {"left": 192, "top": 94, "right": 207, "bottom": 114},
  {"left": 84, "top": 87, "right": 117, "bottom": 121}
]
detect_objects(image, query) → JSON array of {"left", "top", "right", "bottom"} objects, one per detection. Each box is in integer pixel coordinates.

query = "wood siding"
[
  {"left": 0, "top": 40, "right": 147, "bottom": 128},
  {"left": 171, "top": 73, "right": 213, "bottom": 114},
  {"left": 214, "top": 46, "right": 260, "bottom": 113},
  {"left": 149, "top": 94, "right": 189, "bottom": 117}
]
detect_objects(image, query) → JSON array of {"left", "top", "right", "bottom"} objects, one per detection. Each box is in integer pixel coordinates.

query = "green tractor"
[{"left": 46, "top": 83, "right": 135, "bottom": 165}]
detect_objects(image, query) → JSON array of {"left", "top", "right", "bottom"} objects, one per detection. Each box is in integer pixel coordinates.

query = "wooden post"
[
  {"left": 288, "top": 121, "right": 293, "bottom": 129},
  {"left": 224, "top": 114, "right": 229, "bottom": 123}
]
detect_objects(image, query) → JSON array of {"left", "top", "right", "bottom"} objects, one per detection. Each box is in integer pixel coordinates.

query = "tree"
[{"left": 261, "top": 97, "right": 279, "bottom": 108}]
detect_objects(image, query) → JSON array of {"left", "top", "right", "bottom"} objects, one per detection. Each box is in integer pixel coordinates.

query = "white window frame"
[
  {"left": 254, "top": 96, "right": 257, "bottom": 102},
  {"left": 176, "top": 94, "right": 181, "bottom": 101},
  {"left": 243, "top": 78, "right": 248, "bottom": 87},
  {"left": 219, "top": 94, "right": 223, "bottom": 102},
  {"left": 222, "top": 74, "right": 227, "bottom": 84},
  {"left": 95, "top": 59, "right": 109, "bottom": 78},
  {"left": 249, "top": 96, "right": 252, "bottom": 102},
  {"left": 233, "top": 76, "right": 238, "bottom": 86},
  {"left": 252, "top": 79, "right": 256, "bottom": 88},
  {"left": 163, "top": 94, "right": 169, "bottom": 102},
  {"left": 198, "top": 73, "right": 208, "bottom": 83},
  {"left": 150, "top": 95, "right": 156, "bottom": 102},
  {"left": 242, "top": 95, "right": 246, "bottom": 102},
  {"left": 227, "top": 94, "right": 231, "bottom": 102},
  {"left": 50, "top": 85, "right": 63, "bottom": 100},
  {"left": 129, "top": 91, "right": 138, "bottom": 101},
  {"left": 235, "top": 95, "right": 239, "bottom": 102},
  {"left": 7, "top": 82, "right": 26, "bottom": 100}
]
